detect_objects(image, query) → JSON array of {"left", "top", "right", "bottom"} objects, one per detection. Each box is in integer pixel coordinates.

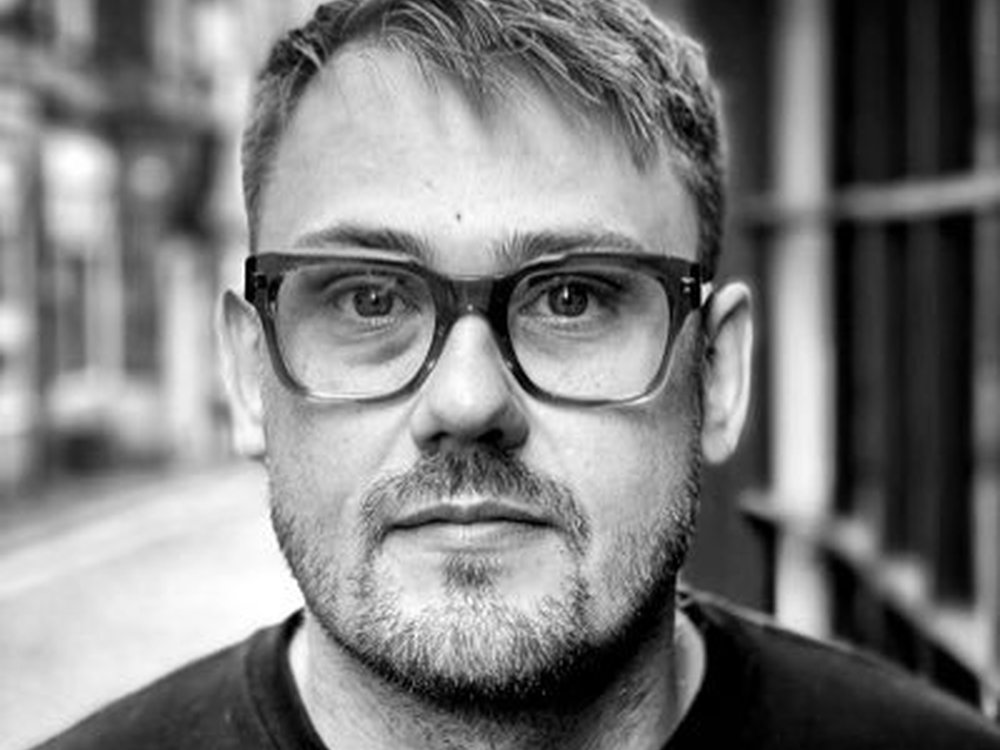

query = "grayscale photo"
[{"left": 1, "top": 1, "right": 999, "bottom": 748}]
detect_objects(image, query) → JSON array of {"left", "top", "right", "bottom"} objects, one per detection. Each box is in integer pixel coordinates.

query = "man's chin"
[{"left": 327, "top": 573, "right": 593, "bottom": 711}]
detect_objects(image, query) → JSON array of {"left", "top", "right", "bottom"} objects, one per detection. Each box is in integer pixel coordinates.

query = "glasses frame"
[{"left": 244, "top": 251, "right": 712, "bottom": 406}]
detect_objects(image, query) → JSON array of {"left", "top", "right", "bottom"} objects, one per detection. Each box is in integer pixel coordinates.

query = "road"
[{"left": 0, "top": 463, "right": 301, "bottom": 750}]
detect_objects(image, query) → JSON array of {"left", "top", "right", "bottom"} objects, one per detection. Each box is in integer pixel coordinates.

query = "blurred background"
[{"left": 0, "top": 0, "right": 997, "bottom": 746}]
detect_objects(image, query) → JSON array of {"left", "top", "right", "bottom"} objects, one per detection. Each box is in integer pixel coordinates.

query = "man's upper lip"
[{"left": 391, "top": 501, "right": 553, "bottom": 529}]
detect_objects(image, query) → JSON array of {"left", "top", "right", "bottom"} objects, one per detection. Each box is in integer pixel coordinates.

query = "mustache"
[{"left": 359, "top": 445, "right": 590, "bottom": 555}]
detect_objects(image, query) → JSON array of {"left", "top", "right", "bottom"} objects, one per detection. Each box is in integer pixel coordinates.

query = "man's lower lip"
[{"left": 388, "top": 521, "right": 552, "bottom": 550}]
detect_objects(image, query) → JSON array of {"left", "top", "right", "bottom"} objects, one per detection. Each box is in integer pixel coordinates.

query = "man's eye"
[
  {"left": 545, "top": 282, "right": 593, "bottom": 318},
  {"left": 319, "top": 276, "right": 416, "bottom": 322},
  {"left": 348, "top": 285, "right": 400, "bottom": 317},
  {"left": 521, "top": 275, "right": 620, "bottom": 322}
]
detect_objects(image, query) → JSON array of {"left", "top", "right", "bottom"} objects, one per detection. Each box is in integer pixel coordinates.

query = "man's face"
[{"left": 249, "top": 48, "right": 706, "bottom": 705}]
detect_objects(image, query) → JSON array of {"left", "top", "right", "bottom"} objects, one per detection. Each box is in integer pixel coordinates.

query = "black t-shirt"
[{"left": 35, "top": 591, "right": 1000, "bottom": 749}]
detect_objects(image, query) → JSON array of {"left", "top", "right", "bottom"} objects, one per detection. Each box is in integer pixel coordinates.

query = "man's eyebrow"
[
  {"left": 292, "top": 224, "right": 434, "bottom": 263},
  {"left": 291, "top": 224, "right": 651, "bottom": 267},
  {"left": 498, "top": 230, "right": 652, "bottom": 267}
]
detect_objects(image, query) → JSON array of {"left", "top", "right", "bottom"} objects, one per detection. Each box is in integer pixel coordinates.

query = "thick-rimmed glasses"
[{"left": 244, "top": 252, "right": 712, "bottom": 406}]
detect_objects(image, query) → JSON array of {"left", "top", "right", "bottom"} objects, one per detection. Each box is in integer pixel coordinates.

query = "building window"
[
  {"left": 41, "top": 129, "right": 123, "bottom": 423},
  {"left": 94, "top": 0, "right": 151, "bottom": 67},
  {"left": 693, "top": 0, "right": 1000, "bottom": 712}
]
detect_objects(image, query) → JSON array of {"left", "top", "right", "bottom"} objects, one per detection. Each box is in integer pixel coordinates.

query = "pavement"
[{"left": 0, "top": 462, "right": 302, "bottom": 750}]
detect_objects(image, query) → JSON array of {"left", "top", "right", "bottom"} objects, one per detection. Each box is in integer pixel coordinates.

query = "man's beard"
[{"left": 271, "top": 443, "right": 700, "bottom": 713}]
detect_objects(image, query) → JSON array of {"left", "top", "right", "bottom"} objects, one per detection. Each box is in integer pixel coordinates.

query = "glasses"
[{"left": 244, "top": 251, "right": 712, "bottom": 406}]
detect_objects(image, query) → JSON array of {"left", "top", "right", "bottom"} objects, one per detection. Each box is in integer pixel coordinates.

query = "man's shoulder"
[
  {"left": 32, "top": 621, "right": 288, "bottom": 750},
  {"left": 680, "top": 589, "right": 1000, "bottom": 748}
]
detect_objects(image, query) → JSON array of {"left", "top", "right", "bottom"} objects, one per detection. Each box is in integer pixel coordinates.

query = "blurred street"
[{"left": 0, "top": 462, "right": 301, "bottom": 750}]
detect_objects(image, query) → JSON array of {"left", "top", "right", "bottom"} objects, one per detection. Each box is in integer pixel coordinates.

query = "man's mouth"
[
  {"left": 391, "top": 499, "right": 554, "bottom": 529},
  {"left": 385, "top": 499, "right": 557, "bottom": 551}
]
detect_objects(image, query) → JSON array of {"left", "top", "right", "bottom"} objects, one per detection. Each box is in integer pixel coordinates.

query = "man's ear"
[
  {"left": 700, "top": 281, "right": 753, "bottom": 464},
  {"left": 219, "top": 290, "right": 266, "bottom": 459}
]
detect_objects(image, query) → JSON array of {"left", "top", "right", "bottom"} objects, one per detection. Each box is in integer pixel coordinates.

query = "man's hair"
[{"left": 242, "top": 0, "right": 725, "bottom": 277}]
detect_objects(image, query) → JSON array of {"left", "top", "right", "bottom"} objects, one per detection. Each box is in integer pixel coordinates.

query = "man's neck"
[{"left": 287, "top": 608, "right": 705, "bottom": 750}]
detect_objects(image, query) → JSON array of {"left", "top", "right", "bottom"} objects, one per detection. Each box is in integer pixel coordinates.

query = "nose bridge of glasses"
[
  {"left": 436, "top": 275, "right": 509, "bottom": 333},
  {"left": 448, "top": 276, "right": 495, "bottom": 314},
  {"left": 431, "top": 297, "right": 512, "bottom": 390},
  {"left": 430, "top": 274, "right": 514, "bottom": 372}
]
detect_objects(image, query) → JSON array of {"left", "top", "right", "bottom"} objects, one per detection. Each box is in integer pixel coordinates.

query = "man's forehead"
[
  {"left": 257, "top": 45, "right": 699, "bottom": 266},
  {"left": 297, "top": 45, "right": 636, "bottom": 163}
]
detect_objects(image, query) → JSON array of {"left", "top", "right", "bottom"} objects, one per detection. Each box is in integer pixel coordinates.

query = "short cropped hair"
[{"left": 242, "top": 0, "right": 725, "bottom": 277}]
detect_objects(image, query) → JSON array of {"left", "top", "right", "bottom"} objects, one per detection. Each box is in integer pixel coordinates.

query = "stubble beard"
[{"left": 270, "top": 443, "right": 700, "bottom": 713}]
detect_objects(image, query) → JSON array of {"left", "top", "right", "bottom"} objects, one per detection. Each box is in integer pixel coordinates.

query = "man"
[{"left": 37, "top": 1, "right": 1000, "bottom": 748}]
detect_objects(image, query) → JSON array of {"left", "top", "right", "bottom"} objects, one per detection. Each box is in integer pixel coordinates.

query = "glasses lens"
[
  {"left": 509, "top": 262, "right": 671, "bottom": 400},
  {"left": 274, "top": 261, "right": 436, "bottom": 398}
]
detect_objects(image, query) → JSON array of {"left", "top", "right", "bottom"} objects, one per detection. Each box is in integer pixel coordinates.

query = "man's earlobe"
[
  {"left": 700, "top": 282, "right": 754, "bottom": 464},
  {"left": 219, "top": 290, "right": 267, "bottom": 459}
]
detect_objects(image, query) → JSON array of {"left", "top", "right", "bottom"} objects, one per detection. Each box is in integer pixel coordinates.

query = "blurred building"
[
  {"left": 678, "top": 0, "right": 1000, "bottom": 719},
  {"left": 0, "top": 0, "right": 317, "bottom": 495}
]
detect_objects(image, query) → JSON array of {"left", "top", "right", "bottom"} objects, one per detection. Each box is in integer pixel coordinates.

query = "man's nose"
[{"left": 408, "top": 315, "right": 529, "bottom": 453}]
